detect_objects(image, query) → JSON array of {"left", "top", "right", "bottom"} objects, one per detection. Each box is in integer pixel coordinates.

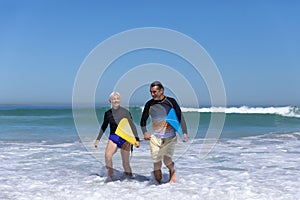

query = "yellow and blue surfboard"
[{"left": 115, "top": 118, "right": 138, "bottom": 146}]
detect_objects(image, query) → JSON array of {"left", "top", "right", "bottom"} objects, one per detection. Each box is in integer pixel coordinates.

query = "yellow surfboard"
[{"left": 115, "top": 118, "right": 138, "bottom": 146}]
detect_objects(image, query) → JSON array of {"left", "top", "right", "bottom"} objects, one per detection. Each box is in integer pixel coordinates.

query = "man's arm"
[
  {"left": 170, "top": 98, "right": 188, "bottom": 142},
  {"left": 140, "top": 101, "right": 151, "bottom": 140}
]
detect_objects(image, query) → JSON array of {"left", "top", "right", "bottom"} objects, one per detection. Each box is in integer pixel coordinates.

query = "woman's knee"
[{"left": 105, "top": 149, "right": 115, "bottom": 160}]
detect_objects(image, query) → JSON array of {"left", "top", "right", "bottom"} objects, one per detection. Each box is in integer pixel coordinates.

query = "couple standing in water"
[{"left": 94, "top": 81, "right": 188, "bottom": 183}]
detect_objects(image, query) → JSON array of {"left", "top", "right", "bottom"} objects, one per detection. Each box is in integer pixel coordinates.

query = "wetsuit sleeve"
[
  {"left": 170, "top": 98, "right": 188, "bottom": 134},
  {"left": 179, "top": 114, "right": 187, "bottom": 134},
  {"left": 96, "top": 111, "right": 109, "bottom": 140},
  {"left": 140, "top": 101, "right": 151, "bottom": 134},
  {"left": 127, "top": 111, "right": 140, "bottom": 141}
]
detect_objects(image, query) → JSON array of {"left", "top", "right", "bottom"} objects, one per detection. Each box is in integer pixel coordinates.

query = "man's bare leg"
[
  {"left": 153, "top": 161, "right": 162, "bottom": 183},
  {"left": 164, "top": 156, "right": 176, "bottom": 183}
]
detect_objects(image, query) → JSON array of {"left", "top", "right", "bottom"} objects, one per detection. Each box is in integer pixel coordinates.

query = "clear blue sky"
[{"left": 1, "top": 0, "right": 299, "bottom": 107}]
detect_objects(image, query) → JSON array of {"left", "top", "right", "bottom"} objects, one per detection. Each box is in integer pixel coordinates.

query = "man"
[{"left": 140, "top": 81, "right": 188, "bottom": 183}]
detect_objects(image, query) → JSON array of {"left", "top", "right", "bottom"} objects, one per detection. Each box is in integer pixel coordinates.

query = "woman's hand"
[
  {"left": 94, "top": 140, "right": 100, "bottom": 148},
  {"left": 135, "top": 141, "right": 140, "bottom": 148}
]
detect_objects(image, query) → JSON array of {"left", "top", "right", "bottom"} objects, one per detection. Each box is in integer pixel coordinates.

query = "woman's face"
[{"left": 110, "top": 94, "right": 121, "bottom": 109}]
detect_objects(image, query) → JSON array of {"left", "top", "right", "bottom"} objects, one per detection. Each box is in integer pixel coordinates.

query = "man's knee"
[{"left": 163, "top": 156, "right": 173, "bottom": 166}]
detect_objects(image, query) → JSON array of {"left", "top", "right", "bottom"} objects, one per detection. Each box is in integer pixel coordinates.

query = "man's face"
[{"left": 150, "top": 86, "right": 164, "bottom": 100}]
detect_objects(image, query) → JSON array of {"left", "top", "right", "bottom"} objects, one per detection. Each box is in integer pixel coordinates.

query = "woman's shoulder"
[
  {"left": 104, "top": 108, "right": 112, "bottom": 114},
  {"left": 119, "top": 106, "right": 128, "bottom": 111},
  {"left": 117, "top": 106, "right": 131, "bottom": 114}
]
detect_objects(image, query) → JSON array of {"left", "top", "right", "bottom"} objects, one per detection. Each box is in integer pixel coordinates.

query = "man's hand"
[
  {"left": 183, "top": 133, "right": 188, "bottom": 142},
  {"left": 144, "top": 132, "right": 151, "bottom": 140}
]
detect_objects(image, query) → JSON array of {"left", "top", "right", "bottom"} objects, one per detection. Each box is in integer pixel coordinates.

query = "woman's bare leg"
[
  {"left": 121, "top": 142, "right": 132, "bottom": 176},
  {"left": 105, "top": 140, "right": 118, "bottom": 178}
]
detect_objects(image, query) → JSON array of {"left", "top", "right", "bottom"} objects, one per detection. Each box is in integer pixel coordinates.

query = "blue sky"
[{"left": 0, "top": 0, "right": 299, "bottom": 107}]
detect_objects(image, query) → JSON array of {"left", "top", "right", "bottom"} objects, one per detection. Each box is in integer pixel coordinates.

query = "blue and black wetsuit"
[
  {"left": 140, "top": 96, "right": 187, "bottom": 138},
  {"left": 97, "top": 106, "right": 140, "bottom": 148}
]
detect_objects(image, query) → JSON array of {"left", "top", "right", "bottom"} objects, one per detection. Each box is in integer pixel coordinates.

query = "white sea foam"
[
  {"left": 181, "top": 106, "right": 300, "bottom": 118},
  {"left": 1, "top": 134, "right": 300, "bottom": 200}
]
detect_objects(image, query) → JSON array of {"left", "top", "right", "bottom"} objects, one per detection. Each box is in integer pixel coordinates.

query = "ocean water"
[{"left": 1, "top": 106, "right": 300, "bottom": 200}]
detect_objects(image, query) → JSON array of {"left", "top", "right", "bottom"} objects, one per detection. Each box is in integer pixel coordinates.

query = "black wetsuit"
[{"left": 96, "top": 107, "right": 140, "bottom": 142}]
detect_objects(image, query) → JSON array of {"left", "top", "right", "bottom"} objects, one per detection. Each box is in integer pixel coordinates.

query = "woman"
[{"left": 94, "top": 92, "right": 140, "bottom": 180}]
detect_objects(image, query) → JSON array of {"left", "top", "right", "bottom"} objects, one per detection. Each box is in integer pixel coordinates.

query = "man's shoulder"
[
  {"left": 165, "top": 96, "right": 181, "bottom": 108},
  {"left": 166, "top": 96, "right": 176, "bottom": 101},
  {"left": 145, "top": 99, "right": 155, "bottom": 105},
  {"left": 166, "top": 96, "right": 177, "bottom": 103}
]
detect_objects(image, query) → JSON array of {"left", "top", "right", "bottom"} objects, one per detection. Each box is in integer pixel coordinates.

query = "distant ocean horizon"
[
  {"left": 1, "top": 105, "right": 300, "bottom": 199},
  {"left": 1, "top": 103, "right": 299, "bottom": 107}
]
